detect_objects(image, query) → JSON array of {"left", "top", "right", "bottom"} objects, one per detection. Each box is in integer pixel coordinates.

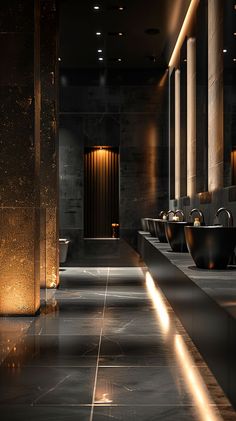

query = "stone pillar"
[
  {"left": 175, "top": 69, "right": 181, "bottom": 199},
  {"left": 187, "top": 38, "right": 196, "bottom": 197},
  {"left": 40, "top": 0, "right": 59, "bottom": 288},
  {"left": 208, "top": 0, "right": 224, "bottom": 191},
  {"left": 0, "top": 1, "right": 41, "bottom": 314}
]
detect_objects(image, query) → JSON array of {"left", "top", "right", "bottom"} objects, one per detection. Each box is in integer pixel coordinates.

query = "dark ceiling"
[{"left": 59, "top": 0, "right": 191, "bottom": 69}]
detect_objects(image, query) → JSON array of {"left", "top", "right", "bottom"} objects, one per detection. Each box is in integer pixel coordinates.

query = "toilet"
[{"left": 59, "top": 239, "right": 70, "bottom": 263}]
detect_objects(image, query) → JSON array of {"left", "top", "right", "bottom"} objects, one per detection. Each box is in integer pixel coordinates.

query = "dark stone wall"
[{"left": 59, "top": 71, "right": 169, "bottom": 244}]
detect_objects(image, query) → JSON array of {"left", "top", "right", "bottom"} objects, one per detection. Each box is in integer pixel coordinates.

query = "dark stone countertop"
[{"left": 139, "top": 231, "right": 236, "bottom": 320}]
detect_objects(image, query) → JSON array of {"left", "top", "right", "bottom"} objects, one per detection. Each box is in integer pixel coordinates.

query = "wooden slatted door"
[{"left": 84, "top": 147, "right": 119, "bottom": 238}]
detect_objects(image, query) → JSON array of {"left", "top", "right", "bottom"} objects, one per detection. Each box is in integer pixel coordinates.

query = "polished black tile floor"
[{"left": 0, "top": 240, "right": 236, "bottom": 420}]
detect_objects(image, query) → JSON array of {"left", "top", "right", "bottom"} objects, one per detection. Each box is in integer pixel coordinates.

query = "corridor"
[{"left": 0, "top": 241, "right": 235, "bottom": 420}]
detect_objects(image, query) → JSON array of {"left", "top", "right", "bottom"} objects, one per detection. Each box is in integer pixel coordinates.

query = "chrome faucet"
[
  {"left": 189, "top": 208, "right": 205, "bottom": 224},
  {"left": 174, "top": 209, "right": 185, "bottom": 221},
  {"left": 158, "top": 210, "right": 166, "bottom": 218},
  {"left": 167, "top": 210, "right": 175, "bottom": 220},
  {"left": 215, "top": 207, "right": 233, "bottom": 227}
]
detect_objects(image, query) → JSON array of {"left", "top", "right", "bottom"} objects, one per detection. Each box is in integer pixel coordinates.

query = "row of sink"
[{"left": 141, "top": 208, "right": 236, "bottom": 270}]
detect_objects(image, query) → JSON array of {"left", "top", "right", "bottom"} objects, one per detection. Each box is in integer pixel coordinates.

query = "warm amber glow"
[
  {"left": 145, "top": 272, "right": 170, "bottom": 334},
  {"left": 145, "top": 272, "right": 224, "bottom": 420},
  {"left": 231, "top": 150, "right": 236, "bottom": 185},
  {"left": 174, "top": 335, "right": 222, "bottom": 421},
  {"left": 95, "top": 393, "right": 113, "bottom": 404},
  {"left": 147, "top": 124, "right": 158, "bottom": 199},
  {"left": 169, "top": 0, "right": 200, "bottom": 68}
]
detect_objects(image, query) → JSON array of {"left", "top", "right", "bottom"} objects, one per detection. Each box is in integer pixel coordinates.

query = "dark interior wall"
[{"left": 59, "top": 70, "right": 169, "bottom": 243}]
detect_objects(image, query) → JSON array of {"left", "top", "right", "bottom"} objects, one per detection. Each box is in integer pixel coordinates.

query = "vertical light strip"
[
  {"left": 187, "top": 37, "right": 196, "bottom": 197},
  {"left": 175, "top": 69, "right": 181, "bottom": 199},
  {"left": 169, "top": 0, "right": 200, "bottom": 68}
]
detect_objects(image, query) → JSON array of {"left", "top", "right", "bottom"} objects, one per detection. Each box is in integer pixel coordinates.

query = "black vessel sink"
[
  {"left": 165, "top": 221, "right": 193, "bottom": 252},
  {"left": 185, "top": 226, "right": 236, "bottom": 269},
  {"left": 141, "top": 218, "right": 150, "bottom": 232},
  {"left": 153, "top": 219, "right": 168, "bottom": 243},
  {"left": 148, "top": 219, "right": 157, "bottom": 237}
]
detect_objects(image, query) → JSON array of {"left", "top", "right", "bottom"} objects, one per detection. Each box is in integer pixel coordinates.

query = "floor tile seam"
[
  {"left": 90, "top": 267, "right": 110, "bottom": 421},
  {"left": 2, "top": 364, "right": 207, "bottom": 369},
  {"left": 14, "top": 403, "right": 232, "bottom": 408}
]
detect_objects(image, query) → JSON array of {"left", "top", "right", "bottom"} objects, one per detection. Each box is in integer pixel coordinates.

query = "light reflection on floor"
[{"left": 0, "top": 264, "right": 235, "bottom": 420}]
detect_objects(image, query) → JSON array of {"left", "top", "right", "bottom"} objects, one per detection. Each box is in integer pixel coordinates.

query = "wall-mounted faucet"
[
  {"left": 167, "top": 210, "right": 175, "bottom": 220},
  {"left": 189, "top": 208, "right": 205, "bottom": 225},
  {"left": 215, "top": 207, "right": 233, "bottom": 227},
  {"left": 174, "top": 209, "right": 185, "bottom": 221},
  {"left": 158, "top": 210, "right": 166, "bottom": 218}
]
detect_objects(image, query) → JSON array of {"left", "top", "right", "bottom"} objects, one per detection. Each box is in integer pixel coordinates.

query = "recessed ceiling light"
[
  {"left": 184, "top": 58, "right": 187, "bottom": 62},
  {"left": 94, "top": 5, "right": 100, "bottom": 10},
  {"left": 223, "top": 49, "right": 227, "bottom": 53},
  {"left": 117, "top": 58, "right": 122, "bottom": 62},
  {"left": 98, "top": 57, "right": 103, "bottom": 61},
  {"left": 233, "top": 58, "right": 236, "bottom": 62},
  {"left": 234, "top": 32, "right": 236, "bottom": 36},
  {"left": 58, "top": 57, "right": 62, "bottom": 62},
  {"left": 146, "top": 55, "right": 158, "bottom": 63},
  {"left": 96, "top": 32, "right": 102, "bottom": 36},
  {"left": 98, "top": 49, "right": 102, "bottom": 53},
  {"left": 107, "top": 5, "right": 126, "bottom": 11},
  {"left": 108, "top": 31, "right": 124, "bottom": 36}
]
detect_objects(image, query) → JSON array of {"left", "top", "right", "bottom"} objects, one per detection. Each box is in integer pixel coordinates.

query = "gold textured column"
[
  {"left": 208, "top": 0, "right": 224, "bottom": 191},
  {"left": 187, "top": 38, "right": 196, "bottom": 197},
  {"left": 0, "top": 0, "right": 41, "bottom": 315},
  {"left": 40, "top": 0, "right": 59, "bottom": 288},
  {"left": 175, "top": 69, "right": 181, "bottom": 199}
]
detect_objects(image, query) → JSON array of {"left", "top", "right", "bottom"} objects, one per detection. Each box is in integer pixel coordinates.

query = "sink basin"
[
  {"left": 185, "top": 226, "right": 236, "bottom": 269},
  {"left": 148, "top": 219, "right": 156, "bottom": 237},
  {"left": 141, "top": 218, "right": 152, "bottom": 233},
  {"left": 165, "top": 221, "right": 193, "bottom": 252},
  {"left": 141, "top": 218, "right": 149, "bottom": 231},
  {"left": 153, "top": 219, "right": 168, "bottom": 243}
]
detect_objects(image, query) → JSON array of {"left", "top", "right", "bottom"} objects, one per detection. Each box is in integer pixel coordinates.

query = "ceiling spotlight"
[
  {"left": 184, "top": 58, "right": 187, "bottom": 62},
  {"left": 118, "top": 6, "right": 124, "bottom": 10},
  {"left": 223, "top": 49, "right": 227, "bottom": 53},
  {"left": 96, "top": 32, "right": 102, "bottom": 36},
  {"left": 58, "top": 57, "right": 62, "bottom": 62},
  {"left": 98, "top": 49, "right": 102, "bottom": 53},
  {"left": 108, "top": 31, "right": 124, "bottom": 36},
  {"left": 98, "top": 57, "right": 103, "bottom": 61},
  {"left": 94, "top": 5, "right": 100, "bottom": 10},
  {"left": 234, "top": 32, "right": 236, "bottom": 36},
  {"left": 233, "top": 58, "right": 236, "bottom": 62},
  {"left": 117, "top": 58, "right": 122, "bottom": 62}
]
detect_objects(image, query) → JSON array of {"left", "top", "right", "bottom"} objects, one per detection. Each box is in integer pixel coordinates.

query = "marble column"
[
  {"left": 175, "top": 69, "right": 181, "bottom": 199},
  {"left": 40, "top": 0, "right": 59, "bottom": 288},
  {"left": 0, "top": 1, "right": 41, "bottom": 314},
  {"left": 208, "top": 0, "right": 224, "bottom": 191},
  {"left": 187, "top": 38, "right": 196, "bottom": 197}
]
